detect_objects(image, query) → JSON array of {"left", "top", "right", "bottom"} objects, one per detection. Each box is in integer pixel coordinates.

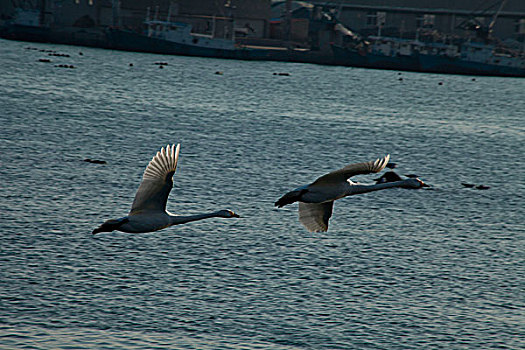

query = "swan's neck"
[
  {"left": 346, "top": 180, "right": 410, "bottom": 196},
  {"left": 168, "top": 211, "right": 223, "bottom": 226}
]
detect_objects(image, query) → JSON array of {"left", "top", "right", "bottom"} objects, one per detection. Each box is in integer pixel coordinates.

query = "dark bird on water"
[
  {"left": 84, "top": 158, "right": 107, "bottom": 165},
  {"left": 462, "top": 183, "right": 490, "bottom": 190},
  {"left": 374, "top": 171, "right": 403, "bottom": 184},
  {"left": 386, "top": 162, "right": 397, "bottom": 169}
]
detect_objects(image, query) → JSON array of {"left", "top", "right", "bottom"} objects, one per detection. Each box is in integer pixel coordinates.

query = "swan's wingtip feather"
[
  {"left": 142, "top": 143, "right": 181, "bottom": 181},
  {"left": 380, "top": 154, "right": 390, "bottom": 167},
  {"left": 371, "top": 154, "right": 390, "bottom": 173},
  {"left": 175, "top": 144, "right": 181, "bottom": 161}
]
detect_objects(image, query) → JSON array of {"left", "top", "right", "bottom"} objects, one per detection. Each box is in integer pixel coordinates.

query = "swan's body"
[
  {"left": 92, "top": 144, "right": 239, "bottom": 234},
  {"left": 275, "top": 155, "right": 428, "bottom": 232}
]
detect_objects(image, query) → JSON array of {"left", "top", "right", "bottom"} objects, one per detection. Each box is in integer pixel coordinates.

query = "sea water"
[{"left": 0, "top": 38, "right": 523, "bottom": 349}]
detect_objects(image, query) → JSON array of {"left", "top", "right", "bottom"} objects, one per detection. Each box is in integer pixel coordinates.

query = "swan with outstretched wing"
[
  {"left": 275, "top": 155, "right": 428, "bottom": 232},
  {"left": 92, "top": 144, "right": 239, "bottom": 234}
]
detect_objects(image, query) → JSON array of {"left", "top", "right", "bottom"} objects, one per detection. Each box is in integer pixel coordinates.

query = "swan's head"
[
  {"left": 403, "top": 178, "right": 430, "bottom": 189},
  {"left": 217, "top": 210, "right": 240, "bottom": 218}
]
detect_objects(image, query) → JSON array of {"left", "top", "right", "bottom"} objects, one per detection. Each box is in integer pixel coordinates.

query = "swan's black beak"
[{"left": 232, "top": 213, "right": 240, "bottom": 218}]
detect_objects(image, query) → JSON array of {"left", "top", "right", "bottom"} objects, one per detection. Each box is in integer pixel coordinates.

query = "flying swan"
[
  {"left": 275, "top": 154, "right": 428, "bottom": 232},
  {"left": 92, "top": 144, "right": 239, "bottom": 234}
]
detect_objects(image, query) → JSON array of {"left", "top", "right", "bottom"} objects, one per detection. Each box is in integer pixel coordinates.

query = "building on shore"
[
  {"left": 311, "top": 0, "right": 525, "bottom": 43},
  {"left": 2, "top": 0, "right": 523, "bottom": 48},
  {"left": 0, "top": 0, "right": 272, "bottom": 44},
  {"left": 1, "top": 0, "right": 524, "bottom": 77}
]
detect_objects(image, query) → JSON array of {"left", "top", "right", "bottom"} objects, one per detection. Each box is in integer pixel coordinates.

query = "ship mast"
[
  {"left": 284, "top": 0, "right": 292, "bottom": 49},
  {"left": 111, "top": 0, "right": 121, "bottom": 27},
  {"left": 39, "top": 0, "right": 45, "bottom": 26},
  {"left": 487, "top": 0, "right": 508, "bottom": 37}
]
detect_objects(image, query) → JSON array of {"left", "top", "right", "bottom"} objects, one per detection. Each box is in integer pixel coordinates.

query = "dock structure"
[{"left": 0, "top": 0, "right": 524, "bottom": 76}]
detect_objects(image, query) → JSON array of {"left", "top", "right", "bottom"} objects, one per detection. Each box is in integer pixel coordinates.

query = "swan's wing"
[
  {"left": 298, "top": 201, "right": 334, "bottom": 232},
  {"left": 129, "top": 144, "right": 180, "bottom": 215},
  {"left": 312, "top": 154, "right": 390, "bottom": 186}
]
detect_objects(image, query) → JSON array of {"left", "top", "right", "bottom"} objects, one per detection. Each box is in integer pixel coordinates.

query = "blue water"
[{"left": 1, "top": 38, "right": 524, "bottom": 349}]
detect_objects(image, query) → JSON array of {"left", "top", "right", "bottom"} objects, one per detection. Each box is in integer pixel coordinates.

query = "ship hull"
[
  {"left": 332, "top": 45, "right": 525, "bottom": 77},
  {"left": 331, "top": 45, "right": 421, "bottom": 72},
  {"left": 106, "top": 28, "right": 286, "bottom": 61},
  {"left": 419, "top": 54, "right": 525, "bottom": 77},
  {"left": 2, "top": 24, "right": 51, "bottom": 43}
]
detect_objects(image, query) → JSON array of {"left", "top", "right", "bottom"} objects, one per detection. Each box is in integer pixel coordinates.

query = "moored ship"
[
  {"left": 332, "top": 36, "right": 525, "bottom": 77},
  {"left": 106, "top": 16, "right": 294, "bottom": 62}
]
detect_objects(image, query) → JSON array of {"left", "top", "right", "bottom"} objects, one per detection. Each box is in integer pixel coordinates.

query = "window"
[
  {"left": 366, "top": 11, "right": 377, "bottom": 26},
  {"left": 516, "top": 18, "right": 525, "bottom": 34},
  {"left": 424, "top": 14, "right": 435, "bottom": 27},
  {"left": 366, "top": 12, "right": 386, "bottom": 27},
  {"left": 377, "top": 12, "right": 386, "bottom": 27},
  {"left": 417, "top": 14, "right": 435, "bottom": 28},
  {"left": 475, "top": 17, "right": 485, "bottom": 25}
]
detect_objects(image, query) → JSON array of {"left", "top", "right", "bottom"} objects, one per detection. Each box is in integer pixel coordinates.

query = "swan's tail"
[{"left": 275, "top": 189, "right": 307, "bottom": 207}]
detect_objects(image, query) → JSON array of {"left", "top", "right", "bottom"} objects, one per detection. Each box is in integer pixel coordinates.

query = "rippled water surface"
[{"left": 1, "top": 38, "right": 524, "bottom": 349}]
